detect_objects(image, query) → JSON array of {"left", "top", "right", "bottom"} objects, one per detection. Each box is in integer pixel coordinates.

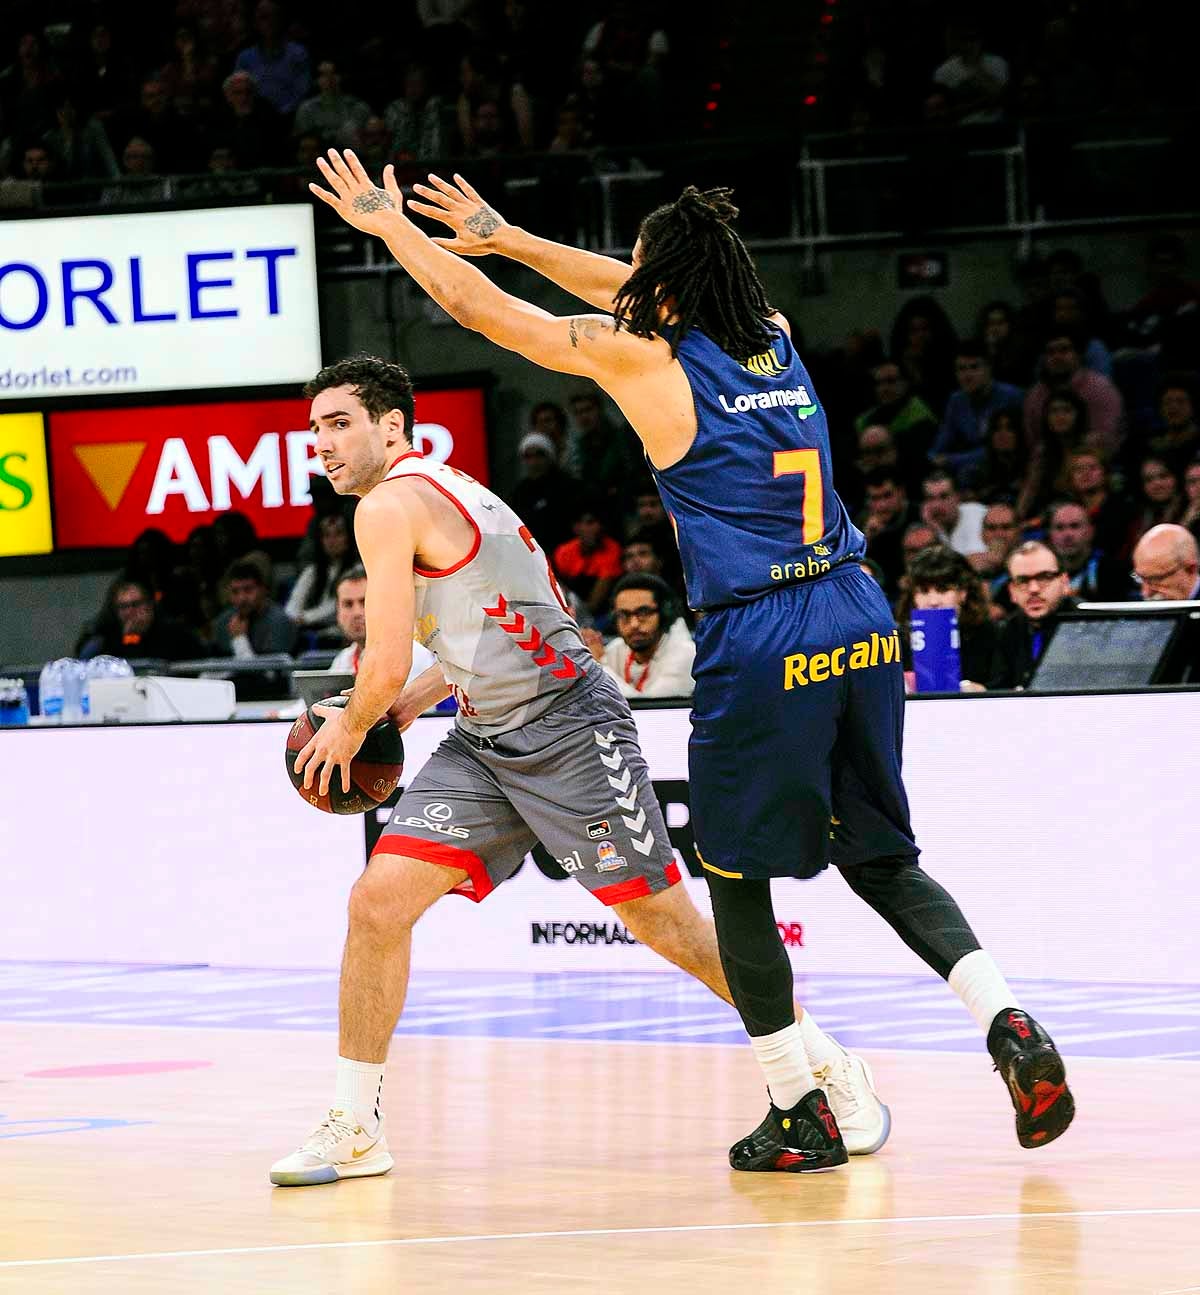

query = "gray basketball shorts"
[{"left": 371, "top": 669, "right": 681, "bottom": 905}]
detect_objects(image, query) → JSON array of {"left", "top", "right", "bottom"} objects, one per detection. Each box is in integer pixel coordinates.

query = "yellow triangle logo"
[{"left": 73, "top": 442, "right": 147, "bottom": 510}]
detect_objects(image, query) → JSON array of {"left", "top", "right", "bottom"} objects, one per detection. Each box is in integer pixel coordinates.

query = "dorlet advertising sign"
[{"left": 0, "top": 204, "right": 321, "bottom": 400}]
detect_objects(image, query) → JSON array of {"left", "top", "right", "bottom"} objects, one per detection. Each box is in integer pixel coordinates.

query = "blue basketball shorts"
[{"left": 688, "top": 564, "right": 919, "bottom": 881}]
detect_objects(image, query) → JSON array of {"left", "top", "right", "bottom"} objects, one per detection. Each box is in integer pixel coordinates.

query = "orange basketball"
[{"left": 285, "top": 695, "right": 404, "bottom": 814}]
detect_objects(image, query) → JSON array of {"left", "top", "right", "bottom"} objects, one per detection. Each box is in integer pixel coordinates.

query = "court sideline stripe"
[{"left": 2, "top": 1207, "right": 1198, "bottom": 1269}]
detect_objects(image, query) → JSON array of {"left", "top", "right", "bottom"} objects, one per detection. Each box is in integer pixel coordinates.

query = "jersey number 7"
[{"left": 773, "top": 449, "right": 824, "bottom": 545}]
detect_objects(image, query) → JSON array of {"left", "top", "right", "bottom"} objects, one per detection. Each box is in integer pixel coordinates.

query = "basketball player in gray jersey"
[{"left": 271, "top": 355, "right": 886, "bottom": 1185}]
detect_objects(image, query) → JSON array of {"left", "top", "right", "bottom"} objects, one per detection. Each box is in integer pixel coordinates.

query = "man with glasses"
[
  {"left": 1132, "top": 524, "right": 1200, "bottom": 602},
  {"left": 855, "top": 361, "right": 938, "bottom": 490},
  {"left": 988, "top": 541, "right": 1076, "bottom": 689},
  {"left": 81, "top": 578, "right": 205, "bottom": 661},
  {"left": 582, "top": 573, "right": 695, "bottom": 699}
]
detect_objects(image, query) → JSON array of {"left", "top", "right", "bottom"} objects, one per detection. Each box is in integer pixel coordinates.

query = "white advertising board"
[
  {"left": 0, "top": 205, "right": 321, "bottom": 399},
  {"left": 2, "top": 692, "right": 1197, "bottom": 981}
]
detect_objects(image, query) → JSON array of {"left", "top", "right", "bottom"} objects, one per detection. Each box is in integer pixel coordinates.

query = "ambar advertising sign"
[
  {"left": 0, "top": 205, "right": 321, "bottom": 400},
  {"left": 49, "top": 387, "right": 490, "bottom": 547},
  {"left": 0, "top": 412, "right": 52, "bottom": 555}
]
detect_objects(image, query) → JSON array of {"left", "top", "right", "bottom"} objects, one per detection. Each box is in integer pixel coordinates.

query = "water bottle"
[
  {"left": 62, "top": 658, "right": 87, "bottom": 723},
  {"left": 38, "top": 659, "right": 65, "bottom": 723},
  {"left": 0, "top": 678, "right": 30, "bottom": 726},
  {"left": 83, "top": 655, "right": 134, "bottom": 721}
]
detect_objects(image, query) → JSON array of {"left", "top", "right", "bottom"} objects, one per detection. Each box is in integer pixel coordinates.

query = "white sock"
[
  {"left": 948, "top": 950, "right": 1020, "bottom": 1034},
  {"left": 749, "top": 1023, "right": 816, "bottom": 1110},
  {"left": 798, "top": 1009, "right": 844, "bottom": 1073},
  {"left": 334, "top": 1056, "right": 384, "bottom": 1131}
]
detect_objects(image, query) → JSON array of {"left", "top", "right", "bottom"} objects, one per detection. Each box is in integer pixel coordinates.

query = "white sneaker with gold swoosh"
[{"left": 269, "top": 1109, "right": 393, "bottom": 1186}]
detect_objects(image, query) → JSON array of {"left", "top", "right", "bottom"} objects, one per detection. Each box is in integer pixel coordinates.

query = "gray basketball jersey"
[{"left": 383, "top": 452, "right": 590, "bottom": 735}]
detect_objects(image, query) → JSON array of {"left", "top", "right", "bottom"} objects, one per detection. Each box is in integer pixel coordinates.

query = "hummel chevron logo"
[
  {"left": 594, "top": 731, "right": 616, "bottom": 748},
  {"left": 632, "top": 833, "right": 655, "bottom": 855},
  {"left": 607, "top": 769, "right": 631, "bottom": 793},
  {"left": 614, "top": 790, "right": 637, "bottom": 811},
  {"left": 481, "top": 594, "right": 579, "bottom": 680},
  {"left": 599, "top": 749, "right": 623, "bottom": 770},
  {"left": 621, "top": 807, "right": 646, "bottom": 833}
]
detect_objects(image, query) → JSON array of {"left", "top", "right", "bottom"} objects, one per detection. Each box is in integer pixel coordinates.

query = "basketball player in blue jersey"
[{"left": 310, "top": 150, "right": 1073, "bottom": 1173}]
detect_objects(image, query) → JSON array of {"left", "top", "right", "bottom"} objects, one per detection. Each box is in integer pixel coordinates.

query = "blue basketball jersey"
[{"left": 650, "top": 324, "right": 864, "bottom": 611}]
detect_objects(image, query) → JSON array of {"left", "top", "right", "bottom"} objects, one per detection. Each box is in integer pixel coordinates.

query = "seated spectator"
[
  {"left": 1046, "top": 500, "right": 1131, "bottom": 601},
  {"left": 553, "top": 504, "right": 624, "bottom": 618},
  {"left": 1048, "top": 287, "right": 1112, "bottom": 378},
  {"left": 569, "top": 389, "right": 641, "bottom": 518},
  {"left": 295, "top": 60, "right": 370, "bottom": 149},
  {"left": 0, "top": 143, "right": 52, "bottom": 208},
  {"left": 931, "top": 340, "right": 1025, "bottom": 483},
  {"left": 234, "top": 0, "right": 311, "bottom": 117},
  {"left": 622, "top": 530, "right": 664, "bottom": 576},
  {"left": 976, "top": 299, "right": 1032, "bottom": 388},
  {"left": 456, "top": 47, "right": 533, "bottom": 155},
  {"left": 508, "top": 431, "right": 584, "bottom": 555},
  {"left": 285, "top": 512, "right": 360, "bottom": 644},
  {"left": 845, "top": 424, "right": 922, "bottom": 513},
  {"left": 355, "top": 115, "right": 392, "bottom": 171},
  {"left": 123, "top": 78, "right": 200, "bottom": 173},
  {"left": 855, "top": 360, "right": 939, "bottom": 482},
  {"left": 897, "top": 546, "right": 997, "bottom": 689},
  {"left": 1132, "top": 524, "right": 1200, "bottom": 602},
  {"left": 989, "top": 541, "right": 1077, "bottom": 689},
  {"left": 1024, "top": 329, "right": 1125, "bottom": 461},
  {"left": 1065, "top": 447, "right": 1136, "bottom": 563},
  {"left": 859, "top": 466, "right": 917, "bottom": 597},
  {"left": 157, "top": 23, "right": 221, "bottom": 121},
  {"left": 1116, "top": 234, "right": 1200, "bottom": 384},
  {"left": 902, "top": 521, "right": 940, "bottom": 571},
  {"left": 932, "top": 20, "right": 1008, "bottom": 125},
  {"left": 528, "top": 400, "right": 573, "bottom": 468},
  {"left": 976, "top": 500, "right": 1021, "bottom": 582},
  {"left": 581, "top": 573, "right": 695, "bottom": 699},
  {"left": 920, "top": 469, "right": 987, "bottom": 562},
  {"left": 889, "top": 296, "right": 958, "bottom": 416},
  {"left": 43, "top": 93, "right": 118, "bottom": 181},
  {"left": 175, "top": 524, "right": 224, "bottom": 638},
  {"left": 77, "top": 22, "right": 134, "bottom": 127},
  {"left": 1134, "top": 456, "right": 1185, "bottom": 540},
  {"left": 215, "top": 71, "right": 285, "bottom": 169},
  {"left": 80, "top": 578, "right": 206, "bottom": 662},
  {"left": 101, "top": 137, "right": 172, "bottom": 205},
  {"left": 973, "top": 406, "right": 1028, "bottom": 502},
  {"left": 384, "top": 63, "right": 445, "bottom": 161},
  {"left": 213, "top": 561, "right": 295, "bottom": 658},
  {"left": 628, "top": 483, "right": 684, "bottom": 593},
  {"left": 328, "top": 565, "right": 438, "bottom": 678},
  {"left": 1147, "top": 375, "right": 1200, "bottom": 480},
  {"left": 178, "top": 144, "right": 261, "bottom": 201},
  {"left": 1020, "top": 387, "right": 1090, "bottom": 522},
  {"left": 1182, "top": 457, "right": 1200, "bottom": 546}
]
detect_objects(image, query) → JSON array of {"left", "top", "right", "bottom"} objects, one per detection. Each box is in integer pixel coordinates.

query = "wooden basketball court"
[{"left": 2, "top": 1018, "right": 1198, "bottom": 1294}]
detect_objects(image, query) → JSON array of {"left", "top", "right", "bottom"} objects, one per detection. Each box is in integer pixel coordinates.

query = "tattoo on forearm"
[
  {"left": 568, "top": 317, "right": 613, "bottom": 348},
  {"left": 352, "top": 188, "right": 396, "bottom": 214},
  {"left": 464, "top": 205, "right": 501, "bottom": 238}
]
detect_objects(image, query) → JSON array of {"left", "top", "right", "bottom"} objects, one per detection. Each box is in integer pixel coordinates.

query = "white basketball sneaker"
[
  {"left": 813, "top": 1040, "right": 892, "bottom": 1156},
  {"left": 269, "top": 1109, "right": 394, "bottom": 1186}
]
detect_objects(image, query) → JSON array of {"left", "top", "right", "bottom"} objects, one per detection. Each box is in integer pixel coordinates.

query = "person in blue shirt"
[
  {"left": 311, "top": 150, "right": 1075, "bottom": 1173},
  {"left": 930, "top": 338, "right": 1024, "bottom": 484}
]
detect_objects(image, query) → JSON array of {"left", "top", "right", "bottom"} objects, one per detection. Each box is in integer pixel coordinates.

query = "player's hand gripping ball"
[{"left": 285, "top": 695, "right": 404, "bottom": 814}]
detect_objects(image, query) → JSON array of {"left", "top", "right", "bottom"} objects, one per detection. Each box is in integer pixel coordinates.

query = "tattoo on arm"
[
  {"left": 464, "top": 205, "right": 502, "bottom": 238},
  {"left": 568, "top": 317, "right": 613, "bottom": 348},
  {"left": 352, "top": 188, "right": 397, "bottom": 214}
]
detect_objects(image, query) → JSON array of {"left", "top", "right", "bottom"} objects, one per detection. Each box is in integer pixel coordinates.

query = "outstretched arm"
[
  {"left": 407, "top": 173, "right": 632, "bottom": 313},
  {"left": 310, "top": 150, "right": 660, "bottom": 382}
]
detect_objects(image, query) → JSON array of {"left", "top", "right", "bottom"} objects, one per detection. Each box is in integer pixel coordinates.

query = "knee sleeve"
[
  {"left": 706, "top": 873, "right": 795, "bottom": 1037},
  {"left": 839, "top": 858, "right": 981, "bottom": 980}
]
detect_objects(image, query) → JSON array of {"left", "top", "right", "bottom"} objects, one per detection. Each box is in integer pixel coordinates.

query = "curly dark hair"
[
  {"left": 303, "top": 354, "right": 415, "bottom": 441},
  {"left": 612, "top": 186, "right": 777, "bottom": 362},
  {"left": 895, "top": 544, "right": 990, "bottom": 631}
]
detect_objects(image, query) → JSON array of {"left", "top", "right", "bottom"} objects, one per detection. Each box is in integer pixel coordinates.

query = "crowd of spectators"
[{"left": 0, "top": 0, "right": 685, "bottom": 209}]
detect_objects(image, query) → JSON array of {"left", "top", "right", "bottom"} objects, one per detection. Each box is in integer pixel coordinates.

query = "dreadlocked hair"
[{"left": 613, "top": 186, "right": 777, "bottom": 362}]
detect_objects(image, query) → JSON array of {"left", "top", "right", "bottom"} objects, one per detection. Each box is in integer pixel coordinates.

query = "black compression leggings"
[
  {"left": 838, "top": 858, "right": 981, "bottom": 980},
  {"left": 705, "top": 872, "right": 795, "bottom": 1038}
]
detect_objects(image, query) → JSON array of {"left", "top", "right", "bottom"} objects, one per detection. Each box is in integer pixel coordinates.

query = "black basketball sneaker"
[
  {"left": 987, "top": 1008, "right": 1075, "bottom": 1148},
  {"left": 729, "top": 1088, "right": 849, "bottom": 1172}
]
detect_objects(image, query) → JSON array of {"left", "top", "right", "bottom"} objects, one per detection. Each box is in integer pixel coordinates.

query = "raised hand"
[
  {"left": 309, "top": 149, "right": 406, "bottom": 237},
  {"left": 408, "top": 173, "right": 508, "bottom": 256}
]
